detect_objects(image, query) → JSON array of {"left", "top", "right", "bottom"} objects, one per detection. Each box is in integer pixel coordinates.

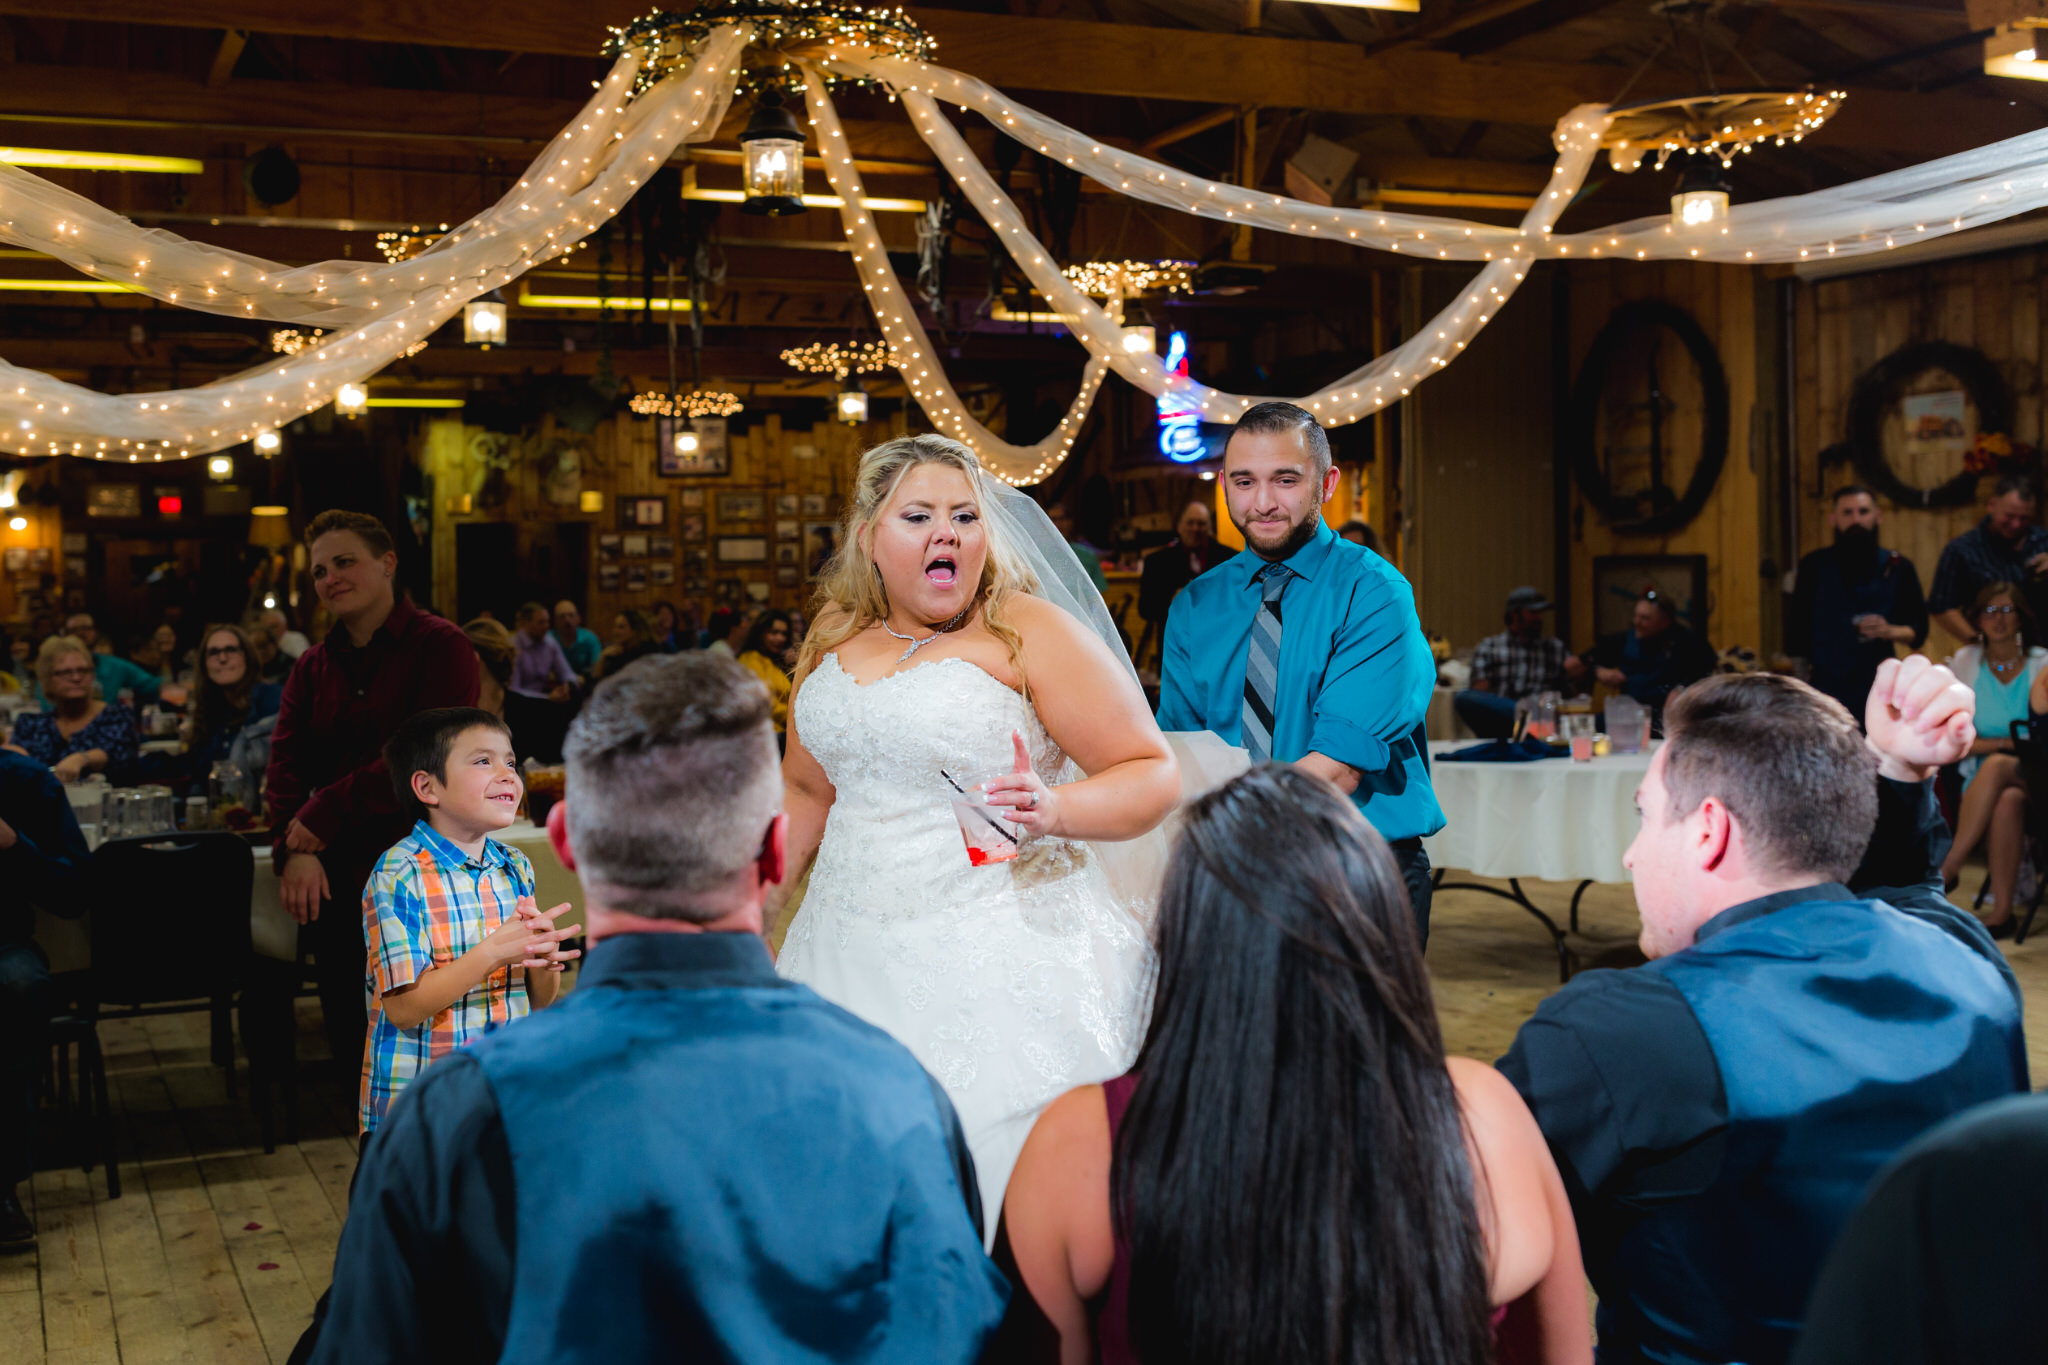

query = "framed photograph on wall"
[
  {"left": 650, "top": 535, "right": 675, "bottom": 559},
  {"left": 803, "top": 520, "right": 840, "bottom": 579},
  {"left": 598, "top": 534, "right": 623, "bottom": 562},
  {"left": 801, "top": 493, "right": 828, "bottom": 516},
  {"left": 622, "top": 533, "right": 650, "bottom": 559},
  {"left": 626, "top": 565, "right": 648, "bottom": 593},
  {"left": 621, "top": 496, "right": 667, "bottom": 529},
  {"left": 717, "top": 536, "right": 769, "bottom": 564},
  {"left": 680, "top": 487, "right": 706, "bottom": 509},
  {"left": 717, "top": 491, "right": 766, "bottom": 523},
  {"left": 744, "top": 581, "right": 772, "bottom": 606},
  {"left": 774, "top": 518, "right": 800, "bottom": 541},
  {"left": 776, "top": 542, "right": 799, "bottom": 566},
  {"left": 683, "top": 546, "right": 707, "bottom": 571},
  {"left": 598, "top": 564, "right": 621, "bottom": 591},
  {"left": 775, "top": 493, "right": 800, "bottom": 517},
  {"left": 775, "top": 565, "right": 800, "bottom": 588},
  {"left": 679, "top": 513, "right": 706, "bottom": 542},
  {"left": 657, "top": 417, "right": 729, "bottom": 477},
  {"left": 651, "top": 562, "right": 676, "bottom": 586}
]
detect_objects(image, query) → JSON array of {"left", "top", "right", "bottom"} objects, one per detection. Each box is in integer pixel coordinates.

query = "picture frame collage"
[{"left": 599, "top": 488, "right": 833, "bottom": 607}]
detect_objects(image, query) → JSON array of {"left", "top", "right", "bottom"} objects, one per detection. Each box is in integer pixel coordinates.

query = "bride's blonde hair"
[{"left": 798, "top": 433, "right": 1042, "bottom": 692}]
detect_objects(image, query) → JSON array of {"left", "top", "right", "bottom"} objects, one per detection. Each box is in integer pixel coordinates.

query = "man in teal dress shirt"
[{"left": 1157, "top": 401, "right": 1444, "bottom": 939}]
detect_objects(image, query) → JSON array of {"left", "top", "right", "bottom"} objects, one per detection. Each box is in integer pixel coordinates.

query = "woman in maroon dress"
[{"left": 994, "top": 765, "right": 1591, "bottom": 1365}]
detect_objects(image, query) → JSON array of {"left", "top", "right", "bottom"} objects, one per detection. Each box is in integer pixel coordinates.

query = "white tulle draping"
[
  {"left": 820, "top": 54, "right": 1605, "bottom": 445},
  {"left": 840, "top": 53, "right": 2048, "bottom": 269},
  {"left": 802, "top": 74, "right": 1111, "bottom": 485},
  {"left": 0, "top": 26, "right": 747, "bottom": 460}
]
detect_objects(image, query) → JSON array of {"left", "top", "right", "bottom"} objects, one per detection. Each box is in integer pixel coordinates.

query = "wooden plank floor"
[{"left": 10, "top": 871, "right": 2048, "bottom": 1362}]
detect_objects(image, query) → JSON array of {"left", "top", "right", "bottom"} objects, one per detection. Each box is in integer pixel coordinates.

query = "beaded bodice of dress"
[{"left": 795, "top": 652, "right": 1093, "bottom": 922}]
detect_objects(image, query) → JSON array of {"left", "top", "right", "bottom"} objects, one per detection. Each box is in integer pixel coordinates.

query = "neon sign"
[{"left": 1156, "top": 330, "right": 1204, "bottom": 463}]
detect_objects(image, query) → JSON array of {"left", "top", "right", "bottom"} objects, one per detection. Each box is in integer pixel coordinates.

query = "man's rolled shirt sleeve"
[{"left": 1306, "top": 578, "right": 1434, "bottom": 774}]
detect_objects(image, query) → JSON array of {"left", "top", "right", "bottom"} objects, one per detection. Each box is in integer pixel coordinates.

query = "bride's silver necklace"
[{"left": 881, "top": 605, "right": 972, "bottom": 662}]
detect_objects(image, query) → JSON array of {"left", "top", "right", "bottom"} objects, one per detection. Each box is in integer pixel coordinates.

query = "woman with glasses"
[
  {"left": 185, "top": 623, "right": 282, "bottom": 813},
  {"left": 11, "top": 635, "right": 140, "bottom": 783},
  {"left": 1937, "top": 581, "right": 2048, "bottom": 935}
]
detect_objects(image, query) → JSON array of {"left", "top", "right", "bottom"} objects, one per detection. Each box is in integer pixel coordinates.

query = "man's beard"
[
  {"left": 1834, "top": 524, "right": 1881, "bottom": 578},
  {"left": 1238, "top": 511, "right": 1321, "bottom": 561}
]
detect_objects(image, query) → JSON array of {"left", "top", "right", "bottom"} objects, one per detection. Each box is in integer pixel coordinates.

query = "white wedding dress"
[{"left": 777, "top": 652, "right": 1154, "bottom": 1229}]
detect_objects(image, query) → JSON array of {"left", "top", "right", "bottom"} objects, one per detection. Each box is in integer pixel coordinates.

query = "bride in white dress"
[{"left": 776, "top": 434, "right": 1179, "bottom": 1227}]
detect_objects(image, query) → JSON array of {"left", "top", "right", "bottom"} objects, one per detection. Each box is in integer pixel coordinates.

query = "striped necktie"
[{"left": 1241, "top": 562, "right": 1292, "bottom": 763}]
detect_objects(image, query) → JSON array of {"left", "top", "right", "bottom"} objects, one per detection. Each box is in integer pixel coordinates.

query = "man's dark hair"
[
  {"left": 383, "top": 707, "right": 515, "bottom": 823},
  {"left": 1230, "top": 401, "right": 1332, "bottom": 476},
  {"left": 305, "top": 508, "right": 396, "bottom": 558},
  {"left": 563, "top": 654, "right": 779, "bottom": 921},
  {"left": 1831, "top": 484, "right": 1876, "bottom": 504},
  {"left": 1993, "top": 473, "right": 2039, "bottom": 504},
  {"left": 515, "top": 601, "right": 548, "bottom": 625},
  {"left": 1660, "top": 673, "right": 1877, "bottom": 883}
]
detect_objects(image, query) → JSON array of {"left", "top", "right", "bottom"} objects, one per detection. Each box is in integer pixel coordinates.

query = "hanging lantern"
[
  {"left": 1121, "top": 325, "right": 1158, "bottom": 355},
  {"left": 674, "top": 420, "right": 701, "bottom": 456},
  {"left": 1669, "top": 160, "right": 1730, "bottom": 230},
  {"left": 464, "top": 289, "right": 509, "bottom": 347},
  {"left": 336, "top": 382, "right": 368, "bottom": 418},
  {"left": 253, "top": 428, "right": 281, "bottom": 455},
  {"left": 837, "top": 375, "right": 869, "bottom": 425},
  {"left": 207, "top": 455, "right": 234, "bottom": 481},
  {"left": 738, "top": 89, "right": 807, "bottom": 217}
]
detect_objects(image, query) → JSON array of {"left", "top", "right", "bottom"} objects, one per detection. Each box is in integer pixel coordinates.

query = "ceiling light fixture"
[
  {"left": 335, "top": 383, "right": 368, "bottom": 418},
  {"left": 515, "top": 290, "right": 694, "bottom": 312},
  {"left": 365, "top": 397, "right": 465, "bottom": 409},
  {"left": 0, "top": 148, "right": 204, "bottom": 174},
  {"left": 837, "top": 375, "right": 869, "bottom": 425},
  {"left": 739, "top": 87, "right": 809, "bottom": 217},
  {"left": 680, "top": 186, "right": 927, "bottom": 213},
  {"left": 253, "top": 428, "right": 281, "bottom": 454},
  {"left": 464, "top": 289, "right": 508, "bottom": 348}
]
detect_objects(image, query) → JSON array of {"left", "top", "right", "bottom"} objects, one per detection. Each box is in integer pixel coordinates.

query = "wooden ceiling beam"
[{"left": 0, "top": 5, "right": 2023, "bottom": 162}]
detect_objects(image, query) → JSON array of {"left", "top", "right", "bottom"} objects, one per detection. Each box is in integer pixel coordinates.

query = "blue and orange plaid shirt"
[{"left": 359, "top": 819, "right": 536, "bottom": 1135}]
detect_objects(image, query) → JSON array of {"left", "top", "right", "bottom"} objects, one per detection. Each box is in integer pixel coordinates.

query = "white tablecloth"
[{"left": 1422, "top": 740, "right": 1655, "bottom": 884}]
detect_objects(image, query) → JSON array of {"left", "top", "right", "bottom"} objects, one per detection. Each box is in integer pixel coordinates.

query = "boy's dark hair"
[
  {"left": 305, "top": 508, "right": 396, "bottom": 557},
  {"left": 383, "top": 707, "right": 515, "bottom": 823}
]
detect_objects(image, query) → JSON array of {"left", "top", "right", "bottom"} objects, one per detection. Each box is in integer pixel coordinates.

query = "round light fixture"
[
  {"left": 1121, "top": 326, "right": 1158, "bottom": 355},
  {"left": 254, "top": 428, "right": 281, "bottom": 454},
  {"left": 336, "top": 383, "right": 368, "bottom": 417},
  {"left": 6, "top": 515, "right": 25, "bottom": 532},
  {"left": 207, "top": 454, "right": 234, "bottom": 480}
]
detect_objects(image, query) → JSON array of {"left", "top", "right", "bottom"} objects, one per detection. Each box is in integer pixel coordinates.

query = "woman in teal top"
[{"left": 1939, "top": 581, "right": 2046, "bottom": 936}]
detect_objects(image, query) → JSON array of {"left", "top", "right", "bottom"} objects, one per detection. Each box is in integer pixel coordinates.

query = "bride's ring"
[{"left": 1025, "top": 791, "right": 1040, "bottom": 808}]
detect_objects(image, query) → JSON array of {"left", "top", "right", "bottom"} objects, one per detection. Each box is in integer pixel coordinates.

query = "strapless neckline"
[{"left": 820, "top": 650, "right": 1017, "bottom": 696}]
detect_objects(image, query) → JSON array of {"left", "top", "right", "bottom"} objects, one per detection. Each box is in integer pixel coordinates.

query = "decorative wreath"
[
  {"left": 1567, "top": 300, "right": 1731, "bottom": 537},
  {"left": 1837, "top": 341, "right": 2016, "bottom": 508}
]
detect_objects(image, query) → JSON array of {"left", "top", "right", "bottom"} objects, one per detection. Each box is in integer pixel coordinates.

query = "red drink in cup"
[{"left": 948, "top": 771, "right": 1021, "bottom": 866}]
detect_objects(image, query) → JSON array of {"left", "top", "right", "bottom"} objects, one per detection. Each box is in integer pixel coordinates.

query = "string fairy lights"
[
  {"left": 780, "top": 339, "right": 896, "bottom": 378},
  {"left": 1061, "top": 260, "right": 1196, "bottom": 298},
  {"left": 608, "top": 1, "right": 933, "bottom": 96},
  {"left": 628, "top": 389, "right": 745, "bottom": 418}
]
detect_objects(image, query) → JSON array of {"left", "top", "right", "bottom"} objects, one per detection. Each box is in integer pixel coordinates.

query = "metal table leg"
[
  {"left": 1569, "top": 879, "right": 1594, "bottom": 933},
  {"left": 1432, "top": 870, "right": 1578, "bottom": 982}
]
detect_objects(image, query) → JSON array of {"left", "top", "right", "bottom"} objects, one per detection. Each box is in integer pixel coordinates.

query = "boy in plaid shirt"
[{"left": 358, "top": 707, "right": 578, "bottom": 1136}]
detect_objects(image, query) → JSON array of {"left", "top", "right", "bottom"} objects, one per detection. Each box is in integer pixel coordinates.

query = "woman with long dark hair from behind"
[{"left": 996, "top": 765, "right": 1590, "bottom": 1365}]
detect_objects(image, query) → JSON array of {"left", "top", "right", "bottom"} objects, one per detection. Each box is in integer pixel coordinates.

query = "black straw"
[{"left": 939, "top": 769, "right": 1021, "bottom": 845}]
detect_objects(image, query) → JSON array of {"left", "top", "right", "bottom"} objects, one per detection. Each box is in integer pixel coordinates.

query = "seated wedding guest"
[
  {"left": 1927, "top": 474, "right": 2048, "bottom": 643},
  {"left": 256, "top": 606, "right": 311, "bottom": 661},
  {"left": 652, "top": 601, "right": 692, "bottom": 654},
  {"left": 551, "top": 599, "right": 602, "bottom": 678},
  {"left": 1500, "top": 660, "right": 2026, "bottom": 1365},
  {"left": 1137, "top": 499, "right": 1233, "bottom": 630},
  {"left": 1457, "top": 586, "right": 1572, "bottom": 739},
  {"left": 509, "top": 602, "right": 575, "bottom": 704},
  {"left": 997, "top": 764, "right": 1590, "bottom": 1364},
  {"left": 62, "top": 612, "right": 161, "bottom": 706},
  {"left": 131, "top": 622, "right": 184, "bottom": 685},
  {"left": 704, "top": 606, "right": 749, "bottom": 659},
  {"left": 310, "top": 655, "right": 1009, "bottom": 1365},
  {"left": 15, "top": 635, "right": 140, "bottom": 783},
  {"left": 186, "top": 623, "right": 282, "bottom": 806},
  {"left": 462, "top": 618, "right": 516, "bottom": 719},
  {"left": 1563, "top": 591, "right": 1715, "bottom": 721},
  {"left": 245, "top": 616, "right": 294, "bottom": 685},
  {"left": 735, "top": 609, "right": 794, "bottom": 739},
  {"left": 1336, "top": 518, "right": 1381, "bottom": 553},
  {"left": 1936, "top": 581, "right": 2047, "bottom": 935},
  {"left": 0, "top": 746, "right": 93, "bottom": 1249},
  {"left": 1793, "top": 1092, "right": 2048, "bottom": 1365},
  {"left": 596, "top": 608, "right": 662, "bottom": 679},
  {"left": 266, "top": 509, "right": 480, "bottom": 1080}
]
